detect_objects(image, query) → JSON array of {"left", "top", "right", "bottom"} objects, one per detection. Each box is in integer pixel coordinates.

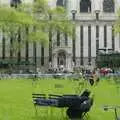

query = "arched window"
[
  {"left": 103, "top": 0, "right": 114, "bottom": 13},
  {"left": 80, "top": 0, "right": 91, "bottom": 13},
  {"left": 64, "top": 0, "right": 68, "bottom": 8},
  {"left": 56, "top": 0, "right": 67, "bottom": 8},
  {"left": 56, "top": 0, "right": 64, "bottom": 6},
  {"left": 10, "top": 0, "right": 21, "bottom": 8}
]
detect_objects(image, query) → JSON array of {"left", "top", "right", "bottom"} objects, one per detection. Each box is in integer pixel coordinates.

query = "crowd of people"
[{"left": 80, "top": 67, "right": 119, "bottom": 86}]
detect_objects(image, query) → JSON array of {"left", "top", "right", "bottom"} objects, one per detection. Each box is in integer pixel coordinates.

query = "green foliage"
[
  {"left": 28, "top": 31, "right": 49, "bottom": 46},
  {"left": 114, "top": 8, "right": 120, "bottom": 33},
  {"left": 96, "top": 52, "right": 120, "bottom": 68},
  {"left": 32, "top": 0, "right": 48, "bottom": 14},
  {"left": 0, "top": 0, "right": 73, "bottom": 53},
  {"left": 30, "top": 0, "right": 73, "bottom": 42},
  {"left": 0, "top": 7, "right": 34, "bottom": 25}
]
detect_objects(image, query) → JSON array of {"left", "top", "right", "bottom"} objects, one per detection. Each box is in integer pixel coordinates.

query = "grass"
[{"left": 0, "top": 78, "right": 120, "bottom": 120}]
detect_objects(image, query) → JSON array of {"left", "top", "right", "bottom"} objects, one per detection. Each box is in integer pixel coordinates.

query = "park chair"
[
  {"left": 32, "top": 90, "right": 93, "bottom": 119},
  {"left": 32, "top": 93, "right": 46, "bottom": 99},
  {"left": 81, "top": 98, "right": 94, "bottom": 119},
  {"left": 48, "top": 94, "right": 64, "bottom": 117},
  {"left": 32, "top": 93, "right": 63, "bottom": 115},
  {"left": 48, "top": 94, "right": 62, "bottom": 99},
  {"left": 103, "top": 105, "right": 120, "bottom": 120},
  {"left": 32, "top": 93, "right": 46, "bottom": 116}
]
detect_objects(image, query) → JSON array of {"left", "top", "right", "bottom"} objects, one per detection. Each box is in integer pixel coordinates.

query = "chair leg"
[
  {"left": 82, "top": 112, "right": 89, "bottom": 120},
  {"left": 34, "top": 105, "right": 38, "bottom": 117}
]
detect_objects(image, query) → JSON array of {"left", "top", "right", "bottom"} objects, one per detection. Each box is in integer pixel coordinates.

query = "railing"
[
  {"left": 100, "top": 13, "right": 117, "bottom": 21},
  {"left": 69, "top": 13, "right": 117, "bottom": 21},
  {"left": 52, "top": 42, "right": 71, "bottom": 49},
  {"left": 76, "top": 13, "right": 95, "bottom": 21}
]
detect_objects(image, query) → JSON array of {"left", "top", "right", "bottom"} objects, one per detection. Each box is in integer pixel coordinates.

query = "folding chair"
[
  {"left": 32, "top": 93, "right": 46, "bottom": 116},
  {"left": 48, "top": 94, "right": 62, "bottom": 117}
]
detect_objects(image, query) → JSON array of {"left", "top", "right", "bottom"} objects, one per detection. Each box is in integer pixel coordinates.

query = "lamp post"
[
  {"left": 71, "top": 10, "right": 77, "bottom": 21},
  {"left": 95, "top": 10, "right": 100, "bottom": 20},
  {"left": 71, "top": 10, "right": 77, "bottom": 67}
]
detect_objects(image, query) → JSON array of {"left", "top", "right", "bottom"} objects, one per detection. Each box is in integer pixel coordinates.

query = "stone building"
[{"left": 0, "top": 0, "right": 120, "bottom": 71}]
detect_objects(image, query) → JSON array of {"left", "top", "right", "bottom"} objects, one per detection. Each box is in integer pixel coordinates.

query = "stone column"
[
  {"left": 52, "top": 53, "right": 57, "bottom": 68},
  {"left": 66, "top": 53, "right": 72, "bottom": 71}
]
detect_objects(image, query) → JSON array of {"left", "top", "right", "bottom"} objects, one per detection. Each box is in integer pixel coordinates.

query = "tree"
[
  {"left": 0, "top": 6, "right": 35, "bottom": 55},
  {"left": 0, "top": 0, "right": 73, "bottom": 72},
  {"left": 0, "top": 0, "right": 73, "bottom": 49},
  {"left": 114, "top": 8, "right": 120, "bottom": 33},
  {"left": 24, "top": 0, "right": 73, "bottom": 44}
]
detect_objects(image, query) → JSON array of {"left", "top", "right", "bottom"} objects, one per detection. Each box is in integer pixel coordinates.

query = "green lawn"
[{"left": 0, "top": 78, "right": 120, "bottom": 120}]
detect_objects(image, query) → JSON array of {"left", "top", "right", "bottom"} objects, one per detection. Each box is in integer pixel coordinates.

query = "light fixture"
[
  {"left": 95, "top": 10, "right": 100, "bottom": 20},
  {"left": 71, "top": 10, "right": 77, "bottom": 20}
]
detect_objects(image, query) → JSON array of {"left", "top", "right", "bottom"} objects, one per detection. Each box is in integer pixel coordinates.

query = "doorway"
[{"left": 57, "top": 51, "right": 66, "bottom": 66}]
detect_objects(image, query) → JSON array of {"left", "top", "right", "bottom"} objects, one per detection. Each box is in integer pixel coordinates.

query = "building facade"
[{"left": 0, "top": 0, "right": 120, "bottom": 71}]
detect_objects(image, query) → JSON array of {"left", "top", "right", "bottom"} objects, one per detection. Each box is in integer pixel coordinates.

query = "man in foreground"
[{"left": 33, "top": 89, "right": 94, "bottom": 119}]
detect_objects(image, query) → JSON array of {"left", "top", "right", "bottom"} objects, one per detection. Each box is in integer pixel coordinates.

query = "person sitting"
[
  {"left": 33, "top": 89, "right": 94, "bottom": 119},
  {"left": 66, "top": 89, "right": 94, "bottom": 119},
  {"left": 57, "top": 89, "right": 91, "bottom": 108}
]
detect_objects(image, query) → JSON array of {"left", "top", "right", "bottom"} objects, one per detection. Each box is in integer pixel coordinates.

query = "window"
[
  {"left": 65, "top": 33, "right": 68, "bottom": 46},
  {"left": 56, "top": 0, "right": 67, "bottom": 7},
  {"left": 64, "top": 0, "right": 67, "bottom": 8},
  {"left": 56, "top": 0, "right": 64, "bottom": 6},
  {"left": 80, "top": 0, "right": 91, "bottom": 13},
  {"left": 10, "top": 32, "right": 13, "bottom": 58},
  {"left": 103, "top": 0, "right": 114, "bottom": 13},
  {"left": 57, "top": 30, "right": 60, "bottom": 46},
  {"left": 2, "top": 34, "right": 5, "bottom": 59},
  {"left": 10, "top": 0, "right": 21, "bottom": 8},
  {"left": 49, "top": 30, "right": 52, "bottom": 62},
  {"left": 33, "top": 26, "right": 37, "bottom": 65},
  {"left": 104, "top": 25, "right": 107, "bottom": 48},
  {"left": 96, "top": 26, "right": 99, "bottom": 38},
  {"left": 25, "top": 27, "right": 29, "bottom": 63},
  {"left": 80, "top": 26, "right": 84, "bottom": 65},
  {"left": 96, "top": 26, "right": 99, "bottom": 55},
  {"left": 88, "top": 25, "right": 91, "bottom": 65},
  {"left": 33, "top": 42, "right": 37, "bottom": 65},
  {"left": 17, "top": 28, "right": 21, "bottom": 63},
  {"left": 41, "top": 45, "right": 44, "bottom": 66},
  {"left": 112, "top": 26, "right": 115, "bottom": 50}
]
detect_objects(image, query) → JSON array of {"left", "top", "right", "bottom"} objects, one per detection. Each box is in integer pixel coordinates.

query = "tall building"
[{"left": 0, "top": 0, "right": 120, "bottom": 71}]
